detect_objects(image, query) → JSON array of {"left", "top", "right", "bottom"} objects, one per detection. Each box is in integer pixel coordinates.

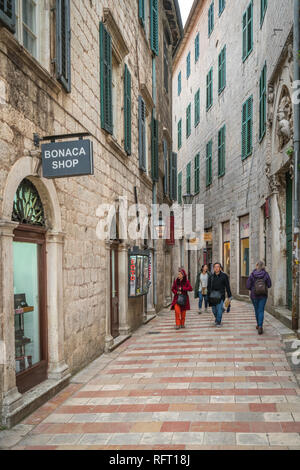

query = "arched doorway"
[{"left": 12, "top": 179, "right": 48, "bottom": 393}]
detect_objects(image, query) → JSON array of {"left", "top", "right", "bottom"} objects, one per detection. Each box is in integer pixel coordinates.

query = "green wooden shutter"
[
  {"left": 208, "top": 1, "right": 214, "bottom": 36},
  {"left": 195, "top": 89, "right": 200, "bottom": 127},
  {"left": 218, "top": 125, "right": 226, "bottom": 177},
  {"left": 194, "top": 153, "right": 200, "bottom": 193},
  {"left": 187, "top": 52, "right": 191, "bottom": 78},
  {"left": 243, "top": 1, "right": 253, "bottom": 61},
  {"left": 100, "top": 22, "right": 113, "bottom": 134},
  {"left": 178, "top": 172, "right": 182, "bottom": 204},
  {"left": 261, "top": 0, "right": 267, "bottom": 25},
  {"left": 242, "top": 96, "right": 253, "bottom": 159},
  {"left": 206, "top": 68, "right": 213, "bottom": 110},
  {"left": 186, "top": 162, "right": 191, "bottom": 194},
  {"left": 186, "top": 104, "right": 191, "bottom": 138},
  {"left": 219, "top": 0, "right": 225, "bottom": 16},
  {"left": 124, "top": 64, "right": 131, "bottom": 155},
  {"left": 139, "top": 0, "right": 145, "bottom": 28},
  {"left": 195, "top": 33, "right": 200, "bottom": 62},
  {"left": 178, "top": 71, "right": 182, "bottom": 96},
  {"left": 259, "top": 63, "right": 267, "bottom": 141},
  {"left": 151, "top": 114, "right": 159, "bottom": 182},
  {"left": 138, "top": 96, "right": 146, "bottom": 171},
  {"left": 178, "top": 119, "right": 182, "bottom": 150},
  {"left": 0, "top": 0, "right": 15, "bottom": 32},
  {"left": 56, "top": 0, "right": 71, "bottom": 93},
  {"left": 163, "top": 140, "right": 168, "bottom": 195},
  {"left": 218, "top": 46, "right": 226, "bottom": 94},
  {"left": 170, "top": 152, "right": 178, "bottom": 200},
  {"left": 206, "top": 140, "right": 212, "bottom": 186},
  {"left": 150, "top": 0, "right": 159, "bottom": 56}
]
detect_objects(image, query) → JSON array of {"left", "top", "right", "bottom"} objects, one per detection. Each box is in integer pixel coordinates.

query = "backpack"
[{"left": 254, "top": 277, "right": 268, "bottom": 296}]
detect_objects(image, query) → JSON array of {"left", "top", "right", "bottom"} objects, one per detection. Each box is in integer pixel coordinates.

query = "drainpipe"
[
  {"left": 292, "top": 0, "right": 300, "bottom": 331},
  {"left": 152, "top": 57, "right": 157, "bottom": 308}
]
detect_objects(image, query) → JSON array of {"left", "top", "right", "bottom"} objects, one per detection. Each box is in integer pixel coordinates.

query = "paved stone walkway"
[{"left": 1, "top": 299, "right": 300, "bottom": 450}]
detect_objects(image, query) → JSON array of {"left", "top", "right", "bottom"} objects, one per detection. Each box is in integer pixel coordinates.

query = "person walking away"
[
  {"left": 171, "top": 268, "right": 193, "bottom": 330},
  {"left": 246, "top": 261, "right": 272, "bottom": 335},
  {"left": 208, "top": 262, "right": 232, "bottom": 328},
  {"left": 194, "top": 265, "right": 211, "bottom": 314}
]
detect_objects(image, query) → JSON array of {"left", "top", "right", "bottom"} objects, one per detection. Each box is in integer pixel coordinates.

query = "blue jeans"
[
  {"left": 212, "top": 300, "right": 224, "bottom": 325},
  {"left": 251, "top": 297, "right": 267, "bottom": 328},
  {"left": 199, "top": 293, "right": 208, "bottom": 309}
]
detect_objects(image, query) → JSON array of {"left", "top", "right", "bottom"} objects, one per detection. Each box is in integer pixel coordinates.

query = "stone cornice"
[
  {"left": 103, "top": 9, "right": 129, "bottom": 64},
  {"left": 140, "top": 84, "right": 155, "bottom": 115}
]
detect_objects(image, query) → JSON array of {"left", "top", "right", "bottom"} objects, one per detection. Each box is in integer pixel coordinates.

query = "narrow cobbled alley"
[{"left": 1, "top": 299, "right": 300, "bottom": 450}]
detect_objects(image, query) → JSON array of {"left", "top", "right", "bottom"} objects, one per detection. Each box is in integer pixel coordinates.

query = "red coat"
[{"left": 171, "top": 269, "right": 193, "bottom": 311}]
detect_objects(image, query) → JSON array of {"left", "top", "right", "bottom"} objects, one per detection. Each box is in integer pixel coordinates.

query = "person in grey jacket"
[{"left": 194, "top": 265, "right": 211, "bottom": 314}]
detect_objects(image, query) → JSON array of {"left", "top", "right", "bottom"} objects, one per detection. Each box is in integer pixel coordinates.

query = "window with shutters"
[
  {"left": 0, "top": 0, "right": 15, "bottom": 32},
  {"left": 218, "top": 46, "right": 226, "bottom": 94},
  {"left": 219, "top": 0, "right": 225, "bottom": 16},
  {"left": 242, "top": 96, "right": 253, "bottom": 160},
  {"left": 11, "top": 0, "right": 50, "bottom": 71},
  {"left": 194, "top": 153, "right": 200, "bottom": 194},
  {"left": 164, "top": 38, "right": 169, "bottom": 93},
  {"left": 206, "top": 67, "right": 213, "bottom": 111},
  {"left": 218, "top": 125, "right": 226, "bottom": 177},
  {"left": 208, "top": 1, "right": 214, "bottom": 37},
  {"left": 163, "top": 140, "right": 169, "bottom": 195},
  {"left": 170, "top": 152, "right": 177, "bottom": 201},
  {"left": 195, "top": 33, "right": 200, "bottom": 63},
  {"left": 178, "top": 119, "right": 182, "bottom": 150},
  {"left": 186, "top": 52, "right": 191, "bottom": 79},
  {"left": 260, "top": 0, "right": 267, "bottom": 26},
  {"left": 150, "top": 0, "right": 159, "bottom": 55},
  {"left": 151, "top": 113, "right": 159, "bottom": 182},
  {"left": 138, "top": 0, "right": 145, "bottom": 28},
  {"left": 186, "top": 104, "right": 191, "bottom": 139},
  {"left": 178, "top": 171, "right": 182, "bottom": 205},
  {"left": 194, "top": 89, "right": 200, "bottom": 127},
  {"left": 178, "top": 71, "right": 182, "bottom": 96},
  {"left": 100, "top": 21, "right": 113, "bottom": 134},
  {"left": 124, "top": 64, "right": 131, "bottom": 155},
  {"left": 138, "top": 96, "right": 147, "bottom": 172},
  {"left": 242, "top": 1, "right": 253, "bottom": 62},
  {"left": 206, "top": 140, "right": 212, "bottom": 187},
  {"left": 186, "top": 162, "right": 191, "bottom": 194},
  {"left": 259, "top": 63, "right": 267, "bottom": 142}
]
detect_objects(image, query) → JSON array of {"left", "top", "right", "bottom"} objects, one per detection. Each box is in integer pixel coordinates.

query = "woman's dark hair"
[{"left": 201, "top": 264, "right": 208, "bottom": 273}]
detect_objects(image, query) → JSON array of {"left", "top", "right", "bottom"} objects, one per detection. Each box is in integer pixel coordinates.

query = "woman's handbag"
[
  {"left": 177, "top": 294, "right": 187, "bottom": 307},
  {"left": 202, "top": 287, "right": 207, "bottom": 295},
  {"left": 209, "top": 290, "right": 222, "bottom": 306}
]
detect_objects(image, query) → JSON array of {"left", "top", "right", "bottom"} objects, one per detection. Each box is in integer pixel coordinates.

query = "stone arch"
[{"left": 1, "top": 156, "right": 62, "bottom": 232}]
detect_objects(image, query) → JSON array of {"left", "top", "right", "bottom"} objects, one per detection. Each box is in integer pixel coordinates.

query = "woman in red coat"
[{"left": 171, "top": 268, "right": 193, "bottom": 330}]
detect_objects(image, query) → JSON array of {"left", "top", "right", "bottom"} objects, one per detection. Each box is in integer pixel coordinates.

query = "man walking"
[{"left": 208, "top": 262, "right": 232, "bottom": 328}]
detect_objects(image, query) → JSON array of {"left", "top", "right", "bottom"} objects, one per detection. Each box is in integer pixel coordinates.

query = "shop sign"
[
  {"left": 204, "top": 232, "right": 212, "bottom": 242},
  {"left": 128, "top": 247, "right": 150, "bottom": 298},
  {"left": 42, "top": 139, "right": 94, "bottom": 178}
]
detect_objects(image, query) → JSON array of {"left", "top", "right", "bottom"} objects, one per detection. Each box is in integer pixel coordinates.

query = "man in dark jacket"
[{"left": 207, "top": 262, "right": 232, "bottom": 327}]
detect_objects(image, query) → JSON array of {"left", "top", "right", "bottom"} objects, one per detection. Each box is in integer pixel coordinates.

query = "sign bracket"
[{"left": 34, "top": 132, "right": 91, "bottom": 148}]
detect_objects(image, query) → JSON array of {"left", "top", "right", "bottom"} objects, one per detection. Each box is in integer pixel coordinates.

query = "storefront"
[
  {"left": 203, "top": 228, "right": 213, "bottom": 272},
  {"left": 128, "top": 248, "right": 151, "bottom": 298},
  {"left": 239, "top": 215, "right": 250, "bottom": 295},
  {"left": 222, "top": 221, "right": 230, "bottom": 277}
]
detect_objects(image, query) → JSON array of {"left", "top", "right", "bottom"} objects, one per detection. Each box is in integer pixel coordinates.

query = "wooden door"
[
  {"left": 110, "top": 245, "right": 119, "bottom": 339},
  {"left": 286, "top": 173, "right": 293, "bottom": 310},
  {"left": 13, "top": 225, "right": 48, "bottom": 394}
]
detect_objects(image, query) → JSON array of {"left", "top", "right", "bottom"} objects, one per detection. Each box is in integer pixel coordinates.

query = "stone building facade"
[
  {"left": 0, "top": 0, "right": 182, "bottom": 426},
  {"left": 172, "top": 0, "right": 295, "bottom": 321}
]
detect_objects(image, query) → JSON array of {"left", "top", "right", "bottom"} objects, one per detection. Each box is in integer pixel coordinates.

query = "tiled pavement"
[{"left": 1, "top": 299, "right": 300, "bottom": 450}]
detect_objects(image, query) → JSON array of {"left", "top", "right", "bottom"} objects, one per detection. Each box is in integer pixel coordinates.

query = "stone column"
[
  {"left": 0, "top": 220, "right": 23, "bottom": 423},
  {"left": 118, "top": 242, "right": 131, "bottom": 335},
  {"left": 104, "top": 241, "right": 114, "bottom": 352},
  {"left": 46, "top": 231, "right": 70, "bottom": 381}
]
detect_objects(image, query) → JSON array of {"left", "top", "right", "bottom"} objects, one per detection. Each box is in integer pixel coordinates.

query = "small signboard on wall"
[{"left": 41, "top": 139, "right": 94, "bottom": 179}]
